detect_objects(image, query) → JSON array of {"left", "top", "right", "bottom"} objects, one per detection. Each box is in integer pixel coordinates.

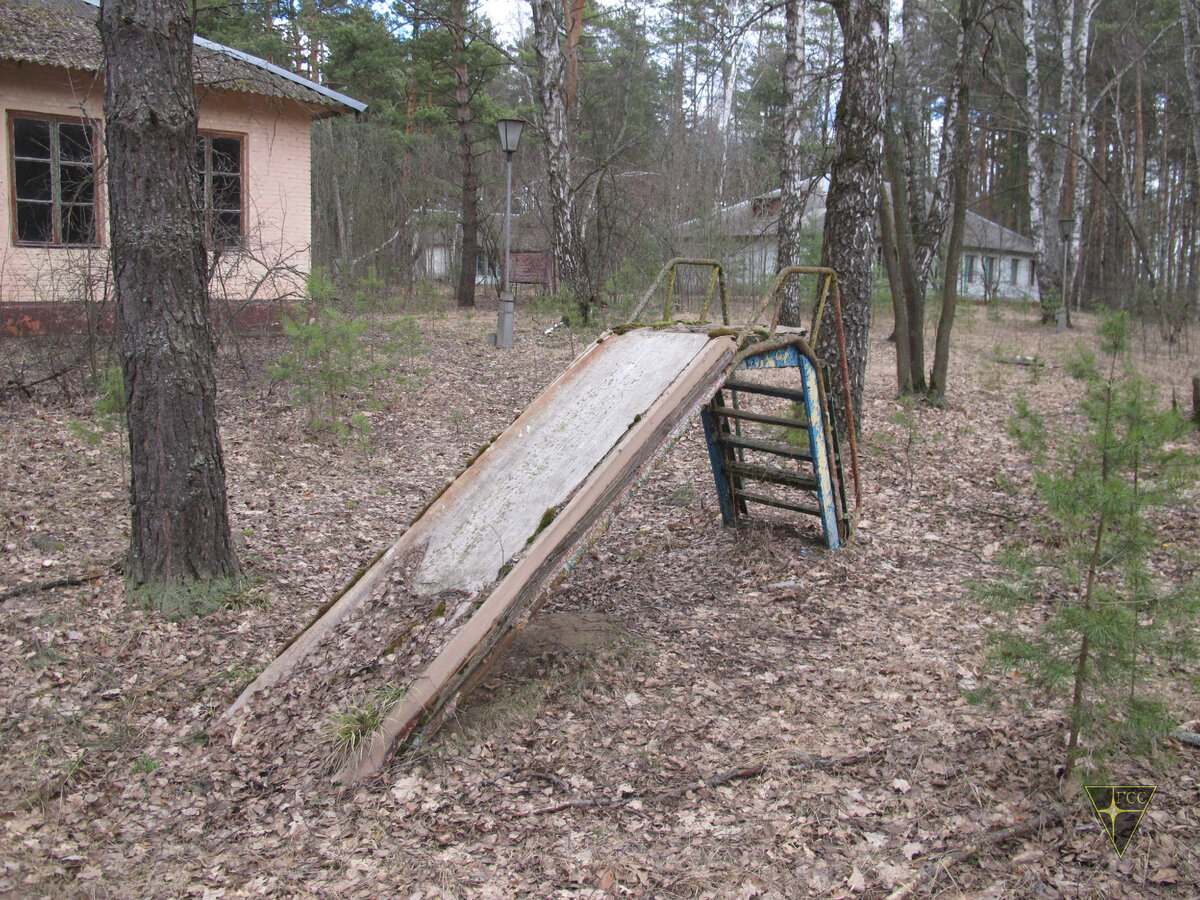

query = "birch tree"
[
  {"left": 1021, "top": 0, "right": 1049, "bottom": 310},
  {"left": 813, "top": 0, "right": 889, "bottom": 429},
  {"left": 777, "top": 0, "right": 808, "bottom": 324},
  {"left": 928, "top": 0, "right": 983, "bottom": 404},
  {"left": 530, "top": 0, "right": 586, "bottom": 315}
]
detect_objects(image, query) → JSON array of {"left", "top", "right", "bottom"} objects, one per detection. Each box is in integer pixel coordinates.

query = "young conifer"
[{"left": 981, "top": 313, "right": 1198, "bottom": 779}]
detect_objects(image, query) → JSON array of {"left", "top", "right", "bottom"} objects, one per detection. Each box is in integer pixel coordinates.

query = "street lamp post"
[
  {"left": 494, "top": 118, "right": 524, "bottom": 349},
  {"left": 1058, "top": 216, "right": 1073, "bottom": 332}
]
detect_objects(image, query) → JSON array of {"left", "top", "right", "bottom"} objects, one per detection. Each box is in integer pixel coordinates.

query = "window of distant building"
[
  {"left": 9, "top": 114, "right": 98, "bottom": 246},
  {"left": 196, "top": 132, "right": 243, "bottom": 247},
  {"left": 963, "top": 254, "right": 975, "bottom": 282}
]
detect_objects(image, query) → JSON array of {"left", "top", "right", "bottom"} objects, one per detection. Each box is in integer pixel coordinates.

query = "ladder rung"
[
  {"left": 734, "top": 489, "right": 822, "bottom": 518},
  {"left": 718, "top": 433, "right": 813, "bottom": 461},
  {"left": 722, "top": 379, "right": 807, "bottom": 402},
  {"left": 711, "top": 405, "right": 808, "bottom": 430},
  {"left": 728, "top": 460, "right": 819, "bottom": 491}
]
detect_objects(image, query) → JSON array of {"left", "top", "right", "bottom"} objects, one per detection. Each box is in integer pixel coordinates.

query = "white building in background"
[
  {"left": 958, "top": 211, "right": 1037, "bottom": 302},
  {"left": 682, "top": 178, "right": 1039, "bottom": 302}
]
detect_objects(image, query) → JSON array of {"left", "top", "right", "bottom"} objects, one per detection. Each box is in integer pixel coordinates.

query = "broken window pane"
[
  {"left": 13, "top": 118, "right": 51, "bottom": 159},
  {"left": 59, "top": 162, "right": 94, "bottom": 204},
  {"left": 16, "top": 202, "right": 52, "bottom": 242},
  {"left": 57, "top": 123, "right": 93, "bottom": 162},
  {"left": 14, "top": 159, "right": 52, "bottom": 201},
  {"left": 211, "top": 137, "right": 240, "bottom": 173},
  {"left": 212, "top": 173, "right": 240, "bottom": 210},
  {"left": 62, "top": 204, "right": 95, "bottom": 245}
]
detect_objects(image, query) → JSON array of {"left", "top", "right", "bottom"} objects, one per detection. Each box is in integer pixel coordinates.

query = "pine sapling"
[{"left": 981, "top": 313, "right": 1199, "bottom": 779}]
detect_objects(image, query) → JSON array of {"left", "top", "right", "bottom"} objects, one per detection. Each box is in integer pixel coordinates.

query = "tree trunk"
[
  {"left": 530, "top": 0, "right": 586, "bottom": 318},
  {"left": 322, "top": 119, "right": 349, "bottom": 281},
  {"left": 1021, "top": 0, "right": 1049, "bottom": 314},
  {"left": 883, "top": 118, "right": 926, "bottom": 392},
  {"left": 928, "top": 0, "right": 978, "bottom": 405},
  {"left": 451, "top": 0, "right": 477, "bottom": 308},
  {"left": 878, "top": 185, "right": 912, "bottom": 395},
  {"left": 778, "top": 0, "right": 807, "bottom": 324},
  {"left": 564, "top": 0, "right": 586, "bottom": 112},
  {"left": 816, "top": 0, "right": 888, "bottom": 432},
  {"left": 100, "top": 0, "right": 239, "bottom": 587},
  {"left": 715, "top": 0, "right": 747, "bottom": 207}
]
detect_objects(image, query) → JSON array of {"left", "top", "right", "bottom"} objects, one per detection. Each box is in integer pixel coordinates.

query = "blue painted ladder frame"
[{"left": 701, "top": 344, "right": 841, "bottom": 549}]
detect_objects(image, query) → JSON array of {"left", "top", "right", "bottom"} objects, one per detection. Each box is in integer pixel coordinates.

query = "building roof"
[
  {"left": 687, "top": 179, "right": 1036, "bottom": 257},
  {"left": 962, "top": 210, "right": 1035, "bottom": 255},
  {"left": 678, "top": 178, "right": 827, "bottom": 241},
  {"left": 0, "top": 0, "right": 366, "bottom": 116}
]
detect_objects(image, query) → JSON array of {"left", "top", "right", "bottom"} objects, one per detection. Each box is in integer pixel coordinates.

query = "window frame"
[
  {"left": 8, "top": 111, "right": 101, "bottom": 248},
  {"left": 195, "top": 129, "right": 246, "bottom": 249}
]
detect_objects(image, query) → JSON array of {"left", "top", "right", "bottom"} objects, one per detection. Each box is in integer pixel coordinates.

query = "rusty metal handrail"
[
  {"left": 625, "top": 258, "right": 730, "bottom": 326},
  {"left": 736, "top": 265, "right": 861, "bottom": 514}
]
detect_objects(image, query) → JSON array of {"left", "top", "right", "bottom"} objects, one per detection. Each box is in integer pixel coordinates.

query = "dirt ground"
[{"left": 1, "top": 296, "right": 1198, "bottom": 899}]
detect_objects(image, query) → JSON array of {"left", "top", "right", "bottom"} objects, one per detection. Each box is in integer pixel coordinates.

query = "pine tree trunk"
[
  {"left": 451, "top": 0, "right": 477, "bottom": 308},
  {"left": 816, "top": 0, "right": 888, "bottom": 432},
  {"left": 100, "top": 0, "right": 239, "bottom": 587}
]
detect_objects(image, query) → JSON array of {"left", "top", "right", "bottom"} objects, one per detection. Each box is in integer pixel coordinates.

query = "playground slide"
[{"left": 226, "top": 328, "right": 741, "bottom": 781}]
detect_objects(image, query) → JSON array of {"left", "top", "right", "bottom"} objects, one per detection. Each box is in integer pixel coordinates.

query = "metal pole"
[
  {"left": 495, "top": 149, "right": 515, "bottom": 348},
  {"left": 1057, "top": 233, "right": 1069, "bottom": 333},
  {"left": 504, "top": 150, "right": 513, "bottom": 295}
]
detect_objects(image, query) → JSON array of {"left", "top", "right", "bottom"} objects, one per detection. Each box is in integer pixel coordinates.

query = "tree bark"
[
  {"left": 882, "top": 118, "right": 926, "bottom": 392},
  {"left": 1021, "top": 0, "right": 1049, "bottom": 313},
  {"left": 816, "top": 0, "right": 888, "bottom": 432},
  {"left": 450, "top": 0, "right": 477, "bottom": 308},
  {"left": 778, "top": 0, "right": 807, "bottom": 324},
  {"left": 927, "top": 0, "right": 978, "bottom": 404},
  {"left": 100, "top": 0, "right": 239, "bottom": 586},
  {"left": 878, "top": 185, "right": 912, "bottom": 395},
  {"left": 530, "top": 0, "right": 586, "bottom": 317}
]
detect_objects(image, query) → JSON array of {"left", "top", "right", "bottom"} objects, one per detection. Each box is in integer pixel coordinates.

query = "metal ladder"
[
  {"left": 701, "top": 345, "right": 847, "bottom": 549},
  {"left": 629, "top": 260, "right": 860, "bottom": 550}
]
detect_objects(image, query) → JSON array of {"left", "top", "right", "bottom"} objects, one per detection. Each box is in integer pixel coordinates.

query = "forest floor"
[{"left": 1, "top": 294, "right": 1199, "bottom": 899}]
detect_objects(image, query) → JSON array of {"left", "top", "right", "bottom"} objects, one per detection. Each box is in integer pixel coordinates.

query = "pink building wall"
[{"left": 0, "top": 59, "right": 313, "bottom": 314}]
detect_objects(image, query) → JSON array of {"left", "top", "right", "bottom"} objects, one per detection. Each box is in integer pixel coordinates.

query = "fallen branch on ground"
[
  {"left": 513, "top": 748, "right": 883, "bottom": 818},
  {"left": 885, "top": 806, "right": 1068, "bottom": 900},
  {"left": 0, "top": 570, "right": 108, "bottom": 604},
  {"left": 1169, "top": 729, "right": 1200, "bottom": 749}
]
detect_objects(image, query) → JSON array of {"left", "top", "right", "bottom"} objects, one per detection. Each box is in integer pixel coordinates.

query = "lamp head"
[
  {"left": 1058, "top": 217, "right": 1074, "bottom": 244},
  {"left": 497, "top": 118, "right": 525, "bottom": 154}
]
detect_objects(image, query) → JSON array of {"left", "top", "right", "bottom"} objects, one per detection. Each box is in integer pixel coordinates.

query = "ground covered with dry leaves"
[{"left": 2, "top": 297, "right": 1198, "bottom": 899}]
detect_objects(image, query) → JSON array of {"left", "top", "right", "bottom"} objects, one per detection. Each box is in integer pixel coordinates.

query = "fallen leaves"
[{"left": 0, "top": 306, "right": 1197, "bottom": 897}]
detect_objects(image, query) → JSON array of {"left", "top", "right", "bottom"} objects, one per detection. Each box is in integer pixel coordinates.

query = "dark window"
[
  {"left": 963, "top": 255, "right": 975, "bottom": 282},
  {"left": 1010, "top": 258, "right": 1019, "bottom": 284},
  {"left": 10, "top": 115, "right": 97, "bottom": 246},
  {"left": 196, "top": 133, "right": 243, "bottom": 247}
]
